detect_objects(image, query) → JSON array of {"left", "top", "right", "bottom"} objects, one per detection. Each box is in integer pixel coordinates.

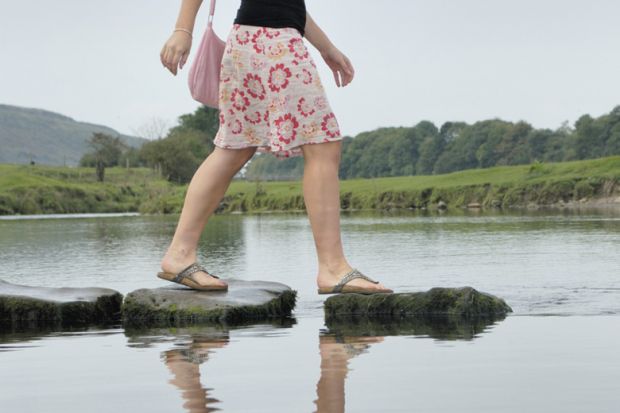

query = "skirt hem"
[{"left": 213, "top": 134, "right": 344, "bottom": 159}]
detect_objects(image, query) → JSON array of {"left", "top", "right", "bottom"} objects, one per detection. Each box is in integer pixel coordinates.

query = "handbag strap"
[{"left": 208, "top": 0, "right": 216, "bottom": 24}]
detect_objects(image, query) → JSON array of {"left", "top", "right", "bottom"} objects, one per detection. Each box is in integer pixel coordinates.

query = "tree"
[
  {"left": 131, "top": 116, "right": 171, "bottom": 141},
  {"left": 140, "top": 128, "right": 211, "bottom": 183},
  {"left": 416, "top": 135, "right": 445, "bottom": 175},
  {"left": 80, "top": 132, "right": 127, "bottom": 182},
  {"left": 171, "top": 105, "right": 221, "bottom": 142}
]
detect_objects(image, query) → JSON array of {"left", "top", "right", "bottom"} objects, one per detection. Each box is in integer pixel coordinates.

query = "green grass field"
[
  {"left": 1, "top": 156, "right": 619, "bottom": 215},
  {"left": 0, "top": 164, "right": 181, "bottom": 215}
]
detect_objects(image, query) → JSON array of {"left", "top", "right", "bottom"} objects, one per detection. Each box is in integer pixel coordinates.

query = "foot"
[
  {"left": 316, "top": 265, "right": 393, "bottom": 293},
  {"left": 161, "top": 248, "right": 228, "bottom": 289}
]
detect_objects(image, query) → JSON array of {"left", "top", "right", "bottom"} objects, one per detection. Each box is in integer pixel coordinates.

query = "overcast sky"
[{"left": 1, "top": 0, "right": 619, "bottom": 139}]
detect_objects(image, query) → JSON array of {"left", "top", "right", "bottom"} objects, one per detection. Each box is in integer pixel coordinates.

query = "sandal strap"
[
  {"left": 333, "top": 268, "right": 379, "bottom": 293},
  {"left": 173, "top": 262, "right": 220, "bottom": 284}
]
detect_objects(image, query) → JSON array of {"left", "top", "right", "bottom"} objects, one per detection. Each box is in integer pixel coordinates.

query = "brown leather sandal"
[
  {"left": 157, "top": 262, "right": 228, "bottom": 292},
  {"left": 318, "top": 268, "right": 393, "bottom": 295}
]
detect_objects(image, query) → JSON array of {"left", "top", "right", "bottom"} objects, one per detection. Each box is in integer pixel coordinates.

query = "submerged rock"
[
  {"left": 323, "top": 286, "right": 513, "bottom": 320},
  {"left": 0, "top": 279, "right": 123, "bottom": 327},
  {"left": 122, "top": 279, "right": 297, "bottom": 326}
]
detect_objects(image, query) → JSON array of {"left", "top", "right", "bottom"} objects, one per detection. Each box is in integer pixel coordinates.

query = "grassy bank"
[
  {"left": 1, "top": 156, "right": 619, "bottom": 215},
  {"left": 0, "top": 164, "right": 185, "bottom": 215}
]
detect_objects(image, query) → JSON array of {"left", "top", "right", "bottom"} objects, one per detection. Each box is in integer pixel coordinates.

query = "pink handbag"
[{"left": 187, "top": 0, "right": 226, "bottom": 109}]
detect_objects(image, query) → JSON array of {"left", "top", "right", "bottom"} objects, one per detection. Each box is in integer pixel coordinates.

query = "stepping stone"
[
  {"left": 122, "top": 279, "right": 297, "bottom": 326},
  {"left": 0, "top": 279, "right": 123, "bottom": 327},
  {"left": 323, "top": 286, "right": 513, "bottom": 320}
]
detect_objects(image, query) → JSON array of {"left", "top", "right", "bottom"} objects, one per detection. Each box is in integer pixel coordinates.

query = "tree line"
[{"left": 81, "top": 105, "right": 620, "bottom": 183}]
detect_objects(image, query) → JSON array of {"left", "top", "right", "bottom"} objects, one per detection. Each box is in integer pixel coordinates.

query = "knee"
[
  {"left": 211, "top": 146, "right": 257, "bottom": 170},
  {"left": 301, "top": 141, "right": 342, "bottom": 165},
  {"left": 238, "top": 146, "right": 258, "bottom": 164}
]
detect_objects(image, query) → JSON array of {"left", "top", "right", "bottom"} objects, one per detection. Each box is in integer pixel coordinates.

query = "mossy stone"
[
  {"left": 0, "top": 279, "right": 123, "bottom": 327},
  {"left": 122, "top": 279, "right": 297, "bottom": 327},
  {"left": 323, "top": 286, "right": 513, "bottom": 321}
]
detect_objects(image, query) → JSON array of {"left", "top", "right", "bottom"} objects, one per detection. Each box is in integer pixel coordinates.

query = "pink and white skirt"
[{"left": 213, "top": 24, "right": 342, "bottom": 159}]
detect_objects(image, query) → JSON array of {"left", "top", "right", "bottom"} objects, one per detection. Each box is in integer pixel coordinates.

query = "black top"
[{"left": 233, "top": 0, "right": 307, "bottom": 37}]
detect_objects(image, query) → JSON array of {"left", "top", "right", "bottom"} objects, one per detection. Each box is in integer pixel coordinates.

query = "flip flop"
[
  {"left": 318, "top": 268, "right": 393, "bottom": 295},
  {"left": 157, "top": 262, "right": 228, "bottom": 292}
]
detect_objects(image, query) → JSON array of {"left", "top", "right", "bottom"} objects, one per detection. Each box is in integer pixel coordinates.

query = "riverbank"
[{"left": 1, "top": 156, "right": 618, "bottom": 215}]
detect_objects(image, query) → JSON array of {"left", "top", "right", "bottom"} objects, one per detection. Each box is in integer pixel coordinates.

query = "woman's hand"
[
  {"left": 320, "top": 45, "right": 355, "bottom": 87},
  {"left": 160, "top": 32, "right": 192, "bottom": 76}
]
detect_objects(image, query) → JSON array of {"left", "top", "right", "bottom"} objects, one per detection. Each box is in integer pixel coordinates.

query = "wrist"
[
  {"left": 319, "top": 43, "right": 336, "bottom": 56},
  {"left": 174, "top": 27, "right": 193, "bottom": 38}
]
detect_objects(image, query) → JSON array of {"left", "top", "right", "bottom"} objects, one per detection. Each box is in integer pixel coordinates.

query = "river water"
[{"left": 1, "top": 208, "right": 619, "bottom": 412}]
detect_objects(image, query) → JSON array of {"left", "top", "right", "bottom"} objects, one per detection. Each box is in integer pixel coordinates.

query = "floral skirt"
[{"left": 212, "top": 24, "right": 342, "bottom": 159}]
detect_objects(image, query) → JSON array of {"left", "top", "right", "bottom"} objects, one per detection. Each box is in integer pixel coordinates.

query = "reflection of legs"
[
  {"left": 313, "top": 335, "right": 384, "bottom": 413},
  {"left": 161, "top": 146, "right": 257, "bottom": 288},
  {"left": 300, "top": 141, "right": 391, "bottom": 292},
  {"left": 314, "top": 335, "right": 348, "bottom": 413},
  {"left": 164, "top": 339, "right": 228, "bottom": 413},
  {"left": 166, "top": 351, "right": 210, "bottom": 413}
]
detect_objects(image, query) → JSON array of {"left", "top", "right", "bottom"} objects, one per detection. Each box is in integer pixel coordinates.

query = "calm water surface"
[{"left": 1, "top": 208, "right": 619, "bottom": 412}]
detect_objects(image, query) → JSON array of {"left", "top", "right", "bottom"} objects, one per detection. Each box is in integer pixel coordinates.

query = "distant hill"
[{"left": 0, "top": 104, "right": 148, "bottom": 166}]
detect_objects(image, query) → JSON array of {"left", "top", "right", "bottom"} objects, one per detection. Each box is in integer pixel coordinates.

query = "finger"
[
  {"left": 174, "top": 49, "right": 188, "bottom": 73},
  {"left": 171, "top": 50, "right": 184, "bottom": 75},
  {"left": 162, "top": 48, "right": 173, "bottom": 73},
  {"left": 334, "top": 59, "right": 349, "bottom": 86},
  {"left": 333, "top": 69, "right": 341, "bottom": 87},
  {"left": 179, "top": 51, "right": 189, "bottom": 69},
  {"left": 341, "top": 69, "right": 350, "bottom": 87},
  {"left": 160, "top": 45, "right": 168, "bottom": 67},
  {"left": 165, "top": 49, "right": 177, "bottom": 75},
  {"left": 343, "top": 66, "right": 353, "bottom": 86},
  {"left": 344, "top": 56, "right": 355, "bottom": 76},
  {"left": 334, "top": 63, "right": 349, "bottom": 87}
]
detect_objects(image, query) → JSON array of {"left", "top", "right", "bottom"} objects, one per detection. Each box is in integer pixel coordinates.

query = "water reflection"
[
  {"left": 324, "top": 314, "right": 507, "bottom": 341},
  {"left": 119, "top": 313, "right": 505, "bottom": 413},
  {"left": 124, "top": 320, "right": 295, "bottom": 412},
  {"left": 313, "top": 314, "right": 505, "bottom": 412},
  {"left": 126, "top": 326, "right": 229, "bottom": 412},
  {"left": 0, "top": 325, "right": 122, "bottom": 352},
  {"left": 313, "top": 333, "right": 384, "bottom": 413},
  {"left": 162, "top": 335, "right": 228, "bottom": 412}
]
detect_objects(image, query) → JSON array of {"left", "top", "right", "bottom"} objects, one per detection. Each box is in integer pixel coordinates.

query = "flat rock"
[
  {"left": 122, "top": 279, "right": 297, "bottom": 326},
  {"left": 0, "top": 279, "right": 123, "bottom": 326},
  {"left": 323, "top": 286, "right": 513, "bottom": 320}
]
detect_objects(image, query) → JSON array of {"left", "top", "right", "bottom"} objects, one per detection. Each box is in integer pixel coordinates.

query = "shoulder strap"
[
  {"left": 206, "top": 0, "right": 217, "bottom": 26},
  {"left": 209, "top": 0, "right": 217, "bottom": 18}
]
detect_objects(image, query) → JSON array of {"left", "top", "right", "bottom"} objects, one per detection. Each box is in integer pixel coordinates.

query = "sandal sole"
[
  {"left": 317, "top": 287, "right": 393, "bottom": 295},
  {"left": 157, "top": 272, "right": 228, "bottom": 292}
]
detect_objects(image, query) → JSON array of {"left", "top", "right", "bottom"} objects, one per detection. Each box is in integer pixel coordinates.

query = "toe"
[{"left": 374, "top": 282, "right": 392, "bottom": 293}]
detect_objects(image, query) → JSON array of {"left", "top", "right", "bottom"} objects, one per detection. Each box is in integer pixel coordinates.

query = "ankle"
[
  {"left": 318, "top": 261, "right": 352, "bottom": 276},
  {"left": 164, "top": 244, "right": 197, "bottom": 261}
]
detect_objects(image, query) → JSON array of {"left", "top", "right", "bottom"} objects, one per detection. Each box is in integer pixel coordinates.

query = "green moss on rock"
[
  {"left": 0, "top": 280, "right": 123, "bottom": 327},
  {"left": 323, "top": 286, "right": 513, "bottom": 321},
  {"left": 122, "top": 279, "right": 297, "bottom": 327}
]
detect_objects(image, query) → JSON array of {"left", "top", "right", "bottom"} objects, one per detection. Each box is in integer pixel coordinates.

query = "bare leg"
[
  {"left": 160, "top": 146, "right": 257, "bottom": 287},
  {"left": 300, "top": 141, "right": 391, "bottom": 292}
]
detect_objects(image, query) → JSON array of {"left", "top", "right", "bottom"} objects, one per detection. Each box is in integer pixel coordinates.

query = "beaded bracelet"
[{"left": 174, "top": 27, "right": 192, "bottom": 37}]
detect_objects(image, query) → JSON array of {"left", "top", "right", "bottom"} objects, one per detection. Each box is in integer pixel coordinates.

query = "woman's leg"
[
  {"left": 160, "top": 146, "right": 258, "bottom": 287},
  {"left": 300, "top": 141, "right": 391, "bottom": 292}
]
